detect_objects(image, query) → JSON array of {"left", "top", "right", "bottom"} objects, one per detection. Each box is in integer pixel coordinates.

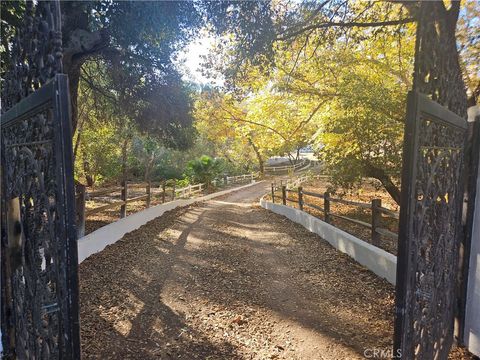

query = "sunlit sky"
[
  {"left": 175, "top": 7, "right": 479, "bottom": 90},
  {"left": 175, "top": 32, "right": 223, "bottom": 87}
]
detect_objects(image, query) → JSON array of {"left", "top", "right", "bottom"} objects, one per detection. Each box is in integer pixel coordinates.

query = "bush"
[
  {"left": 176, "top": 178, "right": 190, "bottom": 188},
  {"left": 186, "top": 155, "right": 223, "bottom": 186}
]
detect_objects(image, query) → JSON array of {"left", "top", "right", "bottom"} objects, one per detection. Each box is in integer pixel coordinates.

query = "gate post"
[{"left": 371, "top": 199, "right": 381, "bottom": 246}]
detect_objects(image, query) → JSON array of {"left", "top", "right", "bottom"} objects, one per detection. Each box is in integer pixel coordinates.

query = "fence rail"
[
  {"left": 270, "top": 182, "right": 399, "bottom": 246},
  {"left": 174, "top": 182, "right": 206, "bottom": 198},
  {"left": 264, "top": 159, "right": 309, "bottom": 173}
]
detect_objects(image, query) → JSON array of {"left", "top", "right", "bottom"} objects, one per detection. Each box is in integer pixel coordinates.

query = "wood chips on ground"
[{"left": 79, "top": 182, "right": 474, "bottom": 359}]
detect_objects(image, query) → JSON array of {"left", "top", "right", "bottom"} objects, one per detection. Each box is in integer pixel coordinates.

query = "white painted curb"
[
  {"left": 260, "top": 196, "right": 397, "bottom": 285},
  {"left": 78, "top": 181, "right": 263, "bottom": 263}
]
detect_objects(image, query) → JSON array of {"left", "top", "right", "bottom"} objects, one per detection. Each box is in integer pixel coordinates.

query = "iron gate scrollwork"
[
  {"left": 1, "top": 1, "right": 80, "bottom": 358},
  {"left": 394, "top": 91, "right": 468, "bottom": 359}
]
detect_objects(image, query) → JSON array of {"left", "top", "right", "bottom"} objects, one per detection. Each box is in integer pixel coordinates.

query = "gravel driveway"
[{"left": 79, "top": 182, "right": 400, "bottom": 359}]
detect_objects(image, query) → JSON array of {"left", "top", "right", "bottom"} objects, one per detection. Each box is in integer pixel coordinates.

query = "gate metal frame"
[
  {"left": 394, "top": 91, "right": 468, "bottom": 359},
  {"left": 1, "top": 75, "right": 80, "bottom": 357},
  {"left": 457, "top": 119, "right": 480, "bottom": 344},
  {"left": 1, "top": 0, "right": 81, "bottom": 357}
]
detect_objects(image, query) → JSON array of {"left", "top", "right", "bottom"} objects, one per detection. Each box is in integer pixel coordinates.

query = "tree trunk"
[
  {"left": 61, "top": 2, "right": 109, "bottom": 134},
  {"left": 248, "top": 138, "right": 264, "bottom": 174},
  {"left": 144, "top": 152, "right": 155, "bottom": 181},
  {"left": 287, "top": 153, "right": 295, "bottom": 166},
  {"left": 73, "top": 115, "right": 85, "bottom": 163},
  {"left": 83, "top": 160, "right": 94, "bottom": 187},
  {"left": 67, "top": 65, "right": 82, "bottom": 135},
  {"left": 121, "top": 139, "right": 129, "bottom": 183},
  {"left": 295, "top": 148, "right": 301, "bottom": 163},
  {"left": 411, "top": 1, "right": 467, "bottom": 118},
  {"left": 364, "top": 162, "right": 401, "bottom": 205}
]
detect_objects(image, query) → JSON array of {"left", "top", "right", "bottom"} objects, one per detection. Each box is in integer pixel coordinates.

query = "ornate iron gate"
[
  {"left": 1, "top": 1, "right": 80, "bottom": 358},
  {"left": 394, "top": 91, "right": 468, "bottom": 359}
]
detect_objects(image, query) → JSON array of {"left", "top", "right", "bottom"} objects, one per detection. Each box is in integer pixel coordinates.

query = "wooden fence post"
[
  {"left": 76, "top": 183, "right": 86, "bottom": 238},
  {"left": 271, "top": 183, "right": 275, "bottom": 203},
  {"left": 172, "top": 180, "right": 176, "bottom": 200},
  {"left": 146, "top": 181, "right": 151, "bottom": 208},
  {"left": 120, "top": 180, "right": 128, "bottom": 218},
  {"left": 282, "top": 186, "right": 287, "bottom": 205},
  {"left": 162, "top": 181, "right": 166, "bottom": 203},
  {"left": 371, "top": 199, "right": 382, "bottom": 246},
  {"left": 298, "top": 186, "right": 303, "bottom": 211},
  {"left": 224, "top": 175, "right": 228, "bottom": 186},
  {"left": 324, "top": 192, "right": 330, "bottom": 223}
]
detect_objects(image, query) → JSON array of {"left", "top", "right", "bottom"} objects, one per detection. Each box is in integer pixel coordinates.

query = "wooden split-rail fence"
[
  {"left": 216, "top": 173, "right": 257, "bottom": 186},
  {"left": 271, "top": 180, "right": 399, "bottom": 247},
  {"left": 76, "top": 172, "right": 258, "bottom": 237},
  {"left": 264, "top": 159, "right": 310, "bottom": 174}
]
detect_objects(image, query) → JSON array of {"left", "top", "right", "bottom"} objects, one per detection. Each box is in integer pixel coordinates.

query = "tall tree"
[
  {"left": 194, "top": 89, "right": 267, "bottom": 173},
  {"left": 205, "top": 0, "right": 475, "bottom": 116},
  {"left": 404, "top": 1, "right": 467, "bottom": 117},
  {"left": 195, "top": 86, "right": 321, "bottom": 174},
  {"left": 200, "top": 0, "right": 477, "bottom": 202},
  {"left": 60, "top": 1, "right": 202, "bottom": 132},
  {"left": 0, "top": 1, "right": 202, "bottom": 140}
]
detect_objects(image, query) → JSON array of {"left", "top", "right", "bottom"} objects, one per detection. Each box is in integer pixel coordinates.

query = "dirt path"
[{"left": 79, "top": 182, "right": 396, "bottom": 359}]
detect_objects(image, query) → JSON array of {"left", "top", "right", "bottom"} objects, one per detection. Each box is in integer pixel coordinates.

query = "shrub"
[{"left": 186, "top": 155, "right": 223, "bottom": 186}]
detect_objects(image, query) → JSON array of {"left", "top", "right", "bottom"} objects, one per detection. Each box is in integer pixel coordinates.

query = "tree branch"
[
  {"left": 364, "top": 162, "right": 401, "bottom": 205},
  {"left": 290, "top": 100, "right": 327, "bottom": 137},
  {"left": 276, "top": 17, "right": 415, "bottom": 41},
  {"left": 227, "top": 115, "right": 289, "bottom": 142},
  {"left": 63, "top": 29, "right": 110, "bottom": 69},
  {"left": 219, "top": 104, "right": 289, "bottom": 142},
  {"left": 79, "top": 73, "right": 117, "bottom": 104}
]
